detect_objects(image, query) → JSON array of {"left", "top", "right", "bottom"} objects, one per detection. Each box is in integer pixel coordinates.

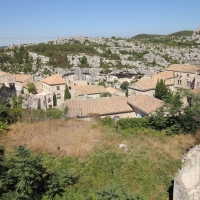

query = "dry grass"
[
  {"left": 95, "top": 127, "right": 197, "bottom": 161},
  {"left": 0, "top": 119, "right": 103, "bottom": 157},
  {"left": 1, "top": 119, "right": 198, "bottom": 161}
]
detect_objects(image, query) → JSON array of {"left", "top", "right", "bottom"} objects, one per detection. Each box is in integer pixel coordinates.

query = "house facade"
[
  {"left": 42, "top": 73, "right": 66, "bottom": 108},
  {"left": 166, "top": 64, "right": 200, "bottom": 90}
]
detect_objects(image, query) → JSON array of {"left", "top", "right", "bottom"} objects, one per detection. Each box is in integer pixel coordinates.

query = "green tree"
[
  {"left": 98, "top": 81, "right": 106, "bottom": 88},
  {"left": 154, "top": 79, "right": 170, "bottom": 100},
  {"left": 0, "top": 146, "right": 63, "bottom": 199},
  {"left": 53, "top": 93, "right": 57, "bottom": 107},
  {"left": 120, "top": 81, "right": 129, "bottom": 90},
  {"left": 27, "top": 82, "right": 37, "bottom": 94},
  {"left": 150, "top": 90, "right": 200, "bottom": 134},
  {"left": 64, "top": 84, "right": 71, "bottom": 100},
  {"left": 80, "top": 55, "right": 87, "bottom": 65}
]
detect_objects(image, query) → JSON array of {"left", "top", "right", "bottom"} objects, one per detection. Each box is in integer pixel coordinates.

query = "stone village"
[{"left": 0, "top": 63, "right": 200, "bottom": 119}]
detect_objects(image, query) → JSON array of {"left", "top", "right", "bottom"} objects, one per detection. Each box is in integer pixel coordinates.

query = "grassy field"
[{"left": 0, "top": 119, "right": 198, "bottom": 199}]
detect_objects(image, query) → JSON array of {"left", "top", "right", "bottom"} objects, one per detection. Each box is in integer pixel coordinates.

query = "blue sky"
[{"left": 0, "top": 0, "right": 200, "bottom": 46}]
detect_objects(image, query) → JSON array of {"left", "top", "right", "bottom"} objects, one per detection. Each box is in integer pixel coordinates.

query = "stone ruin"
[{"left": 173, "top": 145, "right": 200, "bottom": 200}]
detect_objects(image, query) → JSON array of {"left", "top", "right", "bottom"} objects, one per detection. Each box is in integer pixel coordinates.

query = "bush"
[
  {"left": 27, "top": 82, "right": 37, "bottom": 94},
  {"left": 47, "top": 108, "right": 63, "bottom": 119},
  {"left": 118, "top": 118, "right": 149, "bottom": 129},
  {"left": 100, "top": 92, "right": 112, "bottom": 97},
  {"left": 120, "top": 81, "right": 129, "bottom": 90},
  {"left": 165, "top": 123, "right": 181, "bottom": 135},
  {"left": 100, "top": 116, "right": 114, "bottom": 126}
]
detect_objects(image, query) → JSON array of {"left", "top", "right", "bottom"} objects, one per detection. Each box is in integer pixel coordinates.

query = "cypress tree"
[
  {"left": 154, "top": 79, "right": 169, "bottom": 100},
  {"left": 53, "top": 93, "right": 57, "bottom": 107},
  {"left": 64, "top": 84, "right": 71, "bottom": 100}
]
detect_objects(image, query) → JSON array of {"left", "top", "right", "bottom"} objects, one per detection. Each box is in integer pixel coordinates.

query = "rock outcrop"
[{"left": 173, "top": 145, "right": 200, "bottom": 200}]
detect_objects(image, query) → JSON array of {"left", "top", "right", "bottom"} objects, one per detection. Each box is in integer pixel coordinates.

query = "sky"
[{"left": 0, "top": 0, "right": 200, "bottom": 46}]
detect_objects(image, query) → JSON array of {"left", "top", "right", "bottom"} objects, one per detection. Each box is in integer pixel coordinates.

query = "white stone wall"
[{"left": 173, "top": 145, "right": 200, "bottom": 200}]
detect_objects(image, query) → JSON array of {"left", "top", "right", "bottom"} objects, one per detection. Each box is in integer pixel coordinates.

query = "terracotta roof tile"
[
  {"left": 153, "top": 71, "right": 174, "bottom": 79},
  {"left": 128, "top": 94, "right": 164, "bottom": 115},
  {"left": 42, "top": 73, "right": 65, "bottom": 85},
  {"left": 13, "top": 74, "right": 32, "bottom": 83},
  {"left": 65, "top": 96, "right": 133, "bottom": 118},
  {"left": 129, "top": 74, "right": 173, "bottom": 91},
  {"left": 166, "top": 64, "right": 200, "bottom": 73},
  {"left": 71, "top": 85, "right": 107, "bottom": 96}
]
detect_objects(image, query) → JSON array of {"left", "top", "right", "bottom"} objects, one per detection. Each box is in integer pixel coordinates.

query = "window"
[
  {"left": 178, "top": 80, "right": 182, "bottom": 85},
  {"left": 187, "top": 81, "right": 191, "bottom": 86},
  {"left": 187, "top": 74, "right": 189, "bottom": 77},
  {"left": 57, "top": 86, "right": 60, "bottom": 90},
  {"left": 56, "top": 93, "right": 61, "bottom": 99}
]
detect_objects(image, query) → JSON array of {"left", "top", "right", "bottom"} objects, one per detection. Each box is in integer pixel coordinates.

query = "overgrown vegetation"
[
  {"left": 0, "top": 146, "right": 77, "bottom": 199},
  {"left": 1, "top": 117, "right": 197, "bottom": 199}
]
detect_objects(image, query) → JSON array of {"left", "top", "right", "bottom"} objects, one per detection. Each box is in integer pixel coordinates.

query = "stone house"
[
  {"left": 128, "top": 71, "right": 175, "bottom": 97},
  {"left": 65, "top": 96, "right": 136, "bottom": 119},
  {"left": 0, "top": 71, "right": 15, "bottom": 84},
  {"left": 13, "top": 74, "right": 33, "bottom": 95},
  {"left": 127, "top": 94, "right": 164, "bottom": 118},
  {"left": 166, "top": 64, "right": 200, "bottom": 90},
  {"left": 42, "top": 73, "right": 66, "bottom": 108}
]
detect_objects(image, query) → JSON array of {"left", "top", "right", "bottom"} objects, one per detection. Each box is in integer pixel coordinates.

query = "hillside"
[
  {"left": 0, "top": 118, "right": 199, "bottom": 199},
  {"left": 131, "top": 34, "right": 164, "bottom": 39},
  {"left": 168, "top": 30, "right": 193, "bottom": 37},
  {"left": 0, "top": 28, "right": 199, "bottom": 83}
]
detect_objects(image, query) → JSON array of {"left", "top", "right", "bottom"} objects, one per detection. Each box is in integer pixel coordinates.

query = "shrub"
[
  {"left": 98, "top": 81, "right": 106, "bottom": 88},
  {"left": 100, "top": 92, "right": 112, "bottom": 97},
  {"left": 27, "top": 82, "right": 37, "bottom": 94},
  {"left": 47, "top": 108, "right": 63, "bottom": 119},
  {"left": 100, "top": 116, "right": 114, "bottom": 126},
  {"left": 118, "top": 118, "right": 149, "bottom": 129},
  {"left": 120, "top": 81, "right": 129, "bottom": 90}
]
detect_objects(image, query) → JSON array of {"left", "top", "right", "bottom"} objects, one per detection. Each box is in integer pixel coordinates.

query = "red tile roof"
[
  {"left": 71, "top": 85, "right": 107, "bottom": 96},
  {"left": 13, "top": 74, "right": 32, "bottom": 83},
  {"left": 65, "top": 96, "right": 133, "bottom": 118},
  {"left": 42, "top": 74, "right": 65, "bottom": 85},
  {"left": 128, "top": 94, "right": 164, "bottom": 115},
  {"left": 166, "top": 64, "right": 200, "bottom": 73}
]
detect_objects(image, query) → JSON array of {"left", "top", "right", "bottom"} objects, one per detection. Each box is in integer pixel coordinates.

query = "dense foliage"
[
  {"left": 120, "top": 81, "right": 129, "bottom": 90},
  {"left": 27, "top": 82, "right": 37, "bottom": 94},
  {"left": 0, "top": 146, "right": 77, "bottom": 199},
  {"left": 150, "top": 90, "right": 200, "bottom": 134},
  {"left": 154, "top": 79, "right": 171, "bottom": 100}
]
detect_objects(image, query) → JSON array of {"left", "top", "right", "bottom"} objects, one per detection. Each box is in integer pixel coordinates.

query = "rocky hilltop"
[{"left": 1, "top": 27, "right": 200, "bottom": 83}]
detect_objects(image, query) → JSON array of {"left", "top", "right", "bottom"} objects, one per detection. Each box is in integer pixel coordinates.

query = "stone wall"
[{"left": 173, "top": 145, "right": 200, "bottom": 200}]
